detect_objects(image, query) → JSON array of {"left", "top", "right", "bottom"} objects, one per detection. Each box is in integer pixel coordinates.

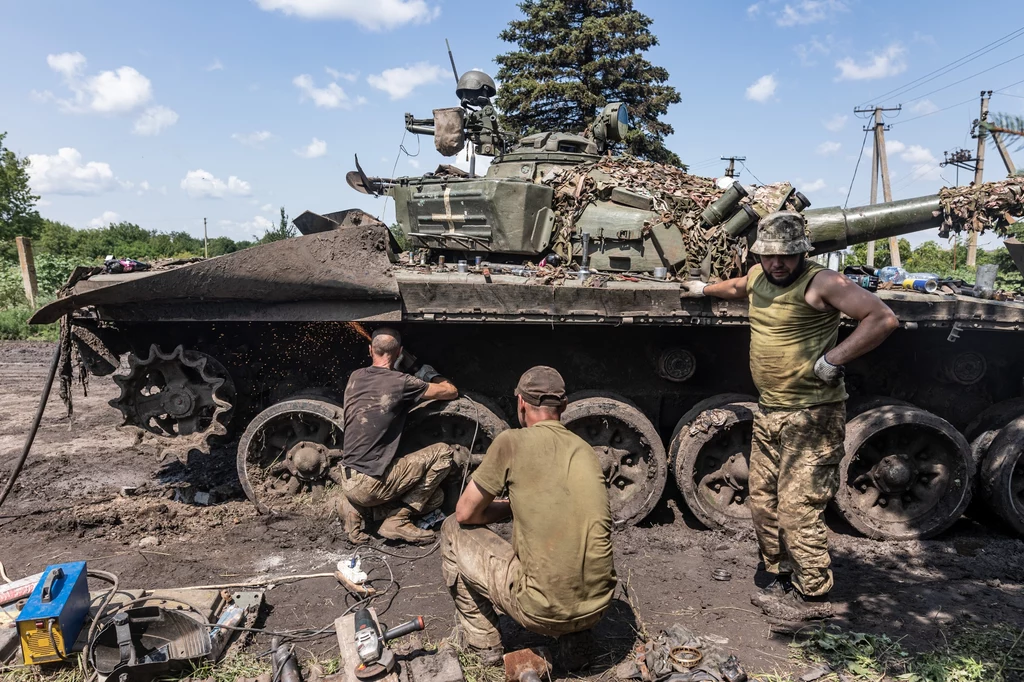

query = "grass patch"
[
  {"left": 0, "top": 305, "right": 58, "bottom": 341},
  {"left": 785, "top": 622, "right": 1024, "bottom": 682},
  {"left": 182, "top": 653, "right": 271, "bottom": 681}
]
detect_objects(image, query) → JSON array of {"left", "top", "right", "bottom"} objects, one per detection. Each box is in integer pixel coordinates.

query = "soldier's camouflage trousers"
[{"left": 748, "top": 401, "right": 846, "bottom": 597}]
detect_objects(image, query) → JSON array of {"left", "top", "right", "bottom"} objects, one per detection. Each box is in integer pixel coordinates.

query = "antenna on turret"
[{"left": 445, "top": 39, "right": 460, "bottom": 82}]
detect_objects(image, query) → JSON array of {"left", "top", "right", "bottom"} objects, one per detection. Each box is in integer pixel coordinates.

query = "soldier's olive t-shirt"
[
  {"left": 471, "top": 420, "right": 617, "bottom": 625},
  {"left": 342, "top": 367, "right": 429, "bottom": 477}
]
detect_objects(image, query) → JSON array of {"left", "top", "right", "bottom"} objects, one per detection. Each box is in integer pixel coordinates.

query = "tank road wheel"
[
  {"left": 237, "top": 398, "right": 346, "bottom": 515},
  {"left": 561, "top": 394, "right": 667, "bottom": 526},
  {"left": 980, "top": 415, "right": 1024, "bottom": 536},
  {"left": 111, "top": 344, "right": 234, "bottom": 451},
  {"left": 670, "top": 398, "right": 758, "bottom": 531},
  {"left": 835, "top": 404, "right": 974, "bottom": 540},
  {"left": 403, "top": 395, "right": 510, "bottom": 512},
  {"left": 964, "top": 398, "right": 1024, "bottom": 469}
]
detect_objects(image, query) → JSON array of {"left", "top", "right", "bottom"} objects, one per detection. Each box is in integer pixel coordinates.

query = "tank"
[{"left": 30, "top": 73, "right": 1024, "bottom": 541}]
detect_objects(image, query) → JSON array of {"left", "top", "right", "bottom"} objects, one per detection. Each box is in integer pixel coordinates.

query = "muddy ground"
[{"left": 2, "top": 340, "right": 1024, "bottom": 681}]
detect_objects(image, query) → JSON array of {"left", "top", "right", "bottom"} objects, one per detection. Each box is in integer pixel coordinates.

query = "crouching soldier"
[
  {"left": 338, "top": 327, "right": 461, "bottom": 544},
  {"left": 441, "top": 366, "right": 617, "bottom": 666}
]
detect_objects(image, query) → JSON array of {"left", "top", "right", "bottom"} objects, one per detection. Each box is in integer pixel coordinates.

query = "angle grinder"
[{"left": 353, "top": 607, "right": 425, "bottom": 679}]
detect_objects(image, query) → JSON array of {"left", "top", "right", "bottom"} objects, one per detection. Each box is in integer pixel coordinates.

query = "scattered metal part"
[
  {"left": 712, "top": 569, "right": 732, "bottom": 581},
  {"left": 669, "top": 646, "right": 703, "bottom": 669},
  {"left": 110, "top": 345, "right": 234, "bottom": 452}
]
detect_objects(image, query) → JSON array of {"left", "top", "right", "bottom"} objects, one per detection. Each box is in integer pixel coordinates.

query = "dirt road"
[{"left": 2, "top": 340, "right": 1024, "bottom": 680}]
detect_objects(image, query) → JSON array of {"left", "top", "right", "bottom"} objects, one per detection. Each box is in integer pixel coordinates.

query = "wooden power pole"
[
  {"left": 16, "top": 236, "right": 38, "bottom": 309},
  {"left": 204, "top": 217, "right": 209, "bottom": 259},
  {"left": 720, "top": 156, "right": 745, "bottom": 179},
  {"left": 968, "top": 90, "right": 992, "bottom": 267},
  {"left": 854, "top": 105, "right": 902, "bottom": 267}
]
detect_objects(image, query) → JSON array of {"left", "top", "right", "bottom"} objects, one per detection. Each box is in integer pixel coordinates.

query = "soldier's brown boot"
[
  {"left": 337, "top": 494, "right": 369, "bottom": 545},
  {"left": 379, "top": 507, "right": 436, "bottom": 544}
]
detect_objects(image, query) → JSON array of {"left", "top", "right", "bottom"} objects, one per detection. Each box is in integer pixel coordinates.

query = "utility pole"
[
  {"left": 940, "top": 148, "right": 977, "bottom": 187},
  {"left": 854, "top": 105, "right": 902, "bottom": 267},
  {"left": 968, "top": 90, "right": 992, "bottom": 267},
  {"left": 204, "top": 217, "right": 209, "bottom": 259},
  {"left": 16, "top": 237, "right": 37, "bottom": 309},
  {"left": 721, "top": 156, "right": 745, "bottom": 178}
]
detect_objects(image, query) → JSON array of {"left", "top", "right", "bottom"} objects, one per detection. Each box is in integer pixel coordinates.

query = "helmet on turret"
[{"left": 456, "top": 70, "right": 497, "bottom": 107}]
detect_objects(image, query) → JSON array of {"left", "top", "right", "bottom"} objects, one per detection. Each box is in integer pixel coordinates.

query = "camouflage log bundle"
[{"left": 938, "top": 179, "right": 1024, "bottom": 237}]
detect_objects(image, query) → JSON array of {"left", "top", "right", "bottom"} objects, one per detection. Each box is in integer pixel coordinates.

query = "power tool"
[
  {"left": 16, "top": 562, "right": 89, "bottom": 664},
  {"left": 353, "top": 607, "right": 425, "bottom": 679}
]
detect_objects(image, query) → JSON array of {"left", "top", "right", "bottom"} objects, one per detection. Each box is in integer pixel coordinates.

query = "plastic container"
[
  {"left": 876, "top": 266, "right": 907, "bottom": 283},
  {"left": 906, "top": 272, "right": 939, "bottom": 281},
  {"left": 976, "top": 264, "right": 998, "bottom": 293},
  {"left": 902, "top": 278, "right": 938, "bottom": 294}
]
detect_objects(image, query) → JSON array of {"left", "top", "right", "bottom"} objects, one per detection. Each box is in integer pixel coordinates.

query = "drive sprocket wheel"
[
  {"left": 237, "top": 398, "right": 346, "bottom": 515},
  {"left": 111, "top": 344, "right": 234, "bottom": 451}
]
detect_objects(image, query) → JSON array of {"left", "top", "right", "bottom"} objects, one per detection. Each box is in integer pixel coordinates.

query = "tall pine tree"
[{"left": 496, "top": 0, "right": 683, "bottom": 166}]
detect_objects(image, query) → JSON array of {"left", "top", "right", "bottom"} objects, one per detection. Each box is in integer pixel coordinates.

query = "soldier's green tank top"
[{"left": 746, "top": 261, "right": 847, "bottom": 409}]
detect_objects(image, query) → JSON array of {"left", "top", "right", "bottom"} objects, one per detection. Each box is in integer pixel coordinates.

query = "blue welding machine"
[{"left": 16, "top": 561, "right": 90, "bottom": 664}]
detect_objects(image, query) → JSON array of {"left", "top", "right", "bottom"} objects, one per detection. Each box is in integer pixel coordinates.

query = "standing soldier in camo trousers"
[{"left": 688, "top": 211, "right": 898, "bottom": 625}]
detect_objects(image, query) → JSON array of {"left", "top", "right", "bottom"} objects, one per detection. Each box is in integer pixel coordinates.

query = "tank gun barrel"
[{"left": 805, "top": 194, "right": 941, "bottom": 254}]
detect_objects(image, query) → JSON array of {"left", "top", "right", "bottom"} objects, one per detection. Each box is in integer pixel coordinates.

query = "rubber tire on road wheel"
[
  {"left": 561, "top": 394, "right": 667, "bottom": 526},
  {"left": 835, "top": 404, "right": 974, "bottom": 540},
  {"left": 670, "top": 400, "right": 757, "bottom": 531},
  {"left": 980, "top": 414, "right": 1024, "bottom": 536}
]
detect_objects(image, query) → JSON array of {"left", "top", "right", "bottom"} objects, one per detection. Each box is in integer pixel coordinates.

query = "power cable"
[
  {"left": 902, "top": 51, "right": 1024, "bottom": 105},
  {"left": 861, "top": 26, "right": 1024, "bottom": 107},
  {"left": 891, "top": 96, "right": 978, "bottom": 127},
  {"left": 844, "top": 127, "right": 872, "bottom": 208},
  {"left": 737, "top": 160, "right": 762, "bottom": 185}
]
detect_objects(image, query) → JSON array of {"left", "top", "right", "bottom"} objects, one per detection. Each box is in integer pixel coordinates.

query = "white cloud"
[
  {"left": 777, "top": 0, "right": 847, "bottom": 26},
  {"left": 180, "top": 169, "right": 252, "bottom": 199},
  {"left": 261, "top": 203, "right": 274, "bottom": 213},
  {"left": 886, "top": 139, "right": 907, "bottom": 155},
  {"left": 296, "top": 137, "right": 327, "bottom": 158},
  {"left": 220, "top": 215, "right": 275, "bottom": 235},
  {"left": 837, "top": 186, "right": 848, "bottom": 196},
  {"left": 746, "top": 3, "right": 762, "bottom": 17},
  {"left": 816, "top": 141, "right": 842, "bottom": 155},
  {"left": 253, "top": 0, "right": 439, "bottom": 30},
  {"left": 823, "top": 114, "right": 847, "bottom": 132},
  {"left": 407, "top": 159, "right": 420, "bottom": 169},
  {"left": 801, "top": 178, "right": 827, "bottom": 192},
  {"left": 133, "top": 105, "right": 178, "bottom": 135},
  {"left": 367, "top": 62, "right": 445, "bottom": 100},
  {"left": 233, "top": 130, "right": 273, "bottom": 147},
  {"left": 205, "top": 58, "right": 224, "bottom": 72},
  {"left": 794, "top": 35, "right": 835, "bottom": 66},
  {"left": 45, "top": 52, "right": 153, "bottom": 113},
  {"left": 326, "top": 66, "right": 358, "bottom": 82},
  {"left": 835, "top": 43, "right": 907, "bottom": 81},
  {"left": 745, "top": 74, "right": 778, "bottom": 103},
  {"left": 27, "top": 148, "right": 116, "bottom": 195},
  {"left": 293, "top": 74, "right": 351, "bottom": 108},
  {"left": 900, "top": 144, "right": 935, "bottom": 165},
  {"left": 88, "top": 211, "right": 121, "bottom": 228},
  {"left": 911, "top": 100, "right": 939, "bottom": 115}
]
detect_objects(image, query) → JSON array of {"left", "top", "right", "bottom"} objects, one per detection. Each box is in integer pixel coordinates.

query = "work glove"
[
  {"left": 813, "top": 354, "right": 844, "bottom": 387},
  {"left": 415, "top": 364, "right": 441, "bottom": 383},
  {"left": 682, "top": 280, "right": 708, "bottom": 296}
]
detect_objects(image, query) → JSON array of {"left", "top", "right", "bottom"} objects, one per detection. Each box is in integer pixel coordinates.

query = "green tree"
[
  {"left": 0, "top": 132, "right": 43, "bottom": 261},
  {"left": 258, "top": 207, "right": 296, "bottom": 244},
  {"left": 847, "top": 238, "right": 913, "bottom": 269},
  {"left": 495, "top": 0, "right": 683, "bottom": 166}
]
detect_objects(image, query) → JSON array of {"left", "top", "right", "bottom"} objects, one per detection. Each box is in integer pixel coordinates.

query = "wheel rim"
[
  {"left": 237, "top": 399, "right": 345, "bottom": 514},
  {"left": 671, "top": 400, "right": 756, "bottom": 531},
  {"left": 111, "top": 345, "right": 234, "bottom": 450},
  {"left": 562, "top": 396, "right": 667, "bottom": 526},
  {"left": 837, "top": 405, "right": 973, "bottom": 540}
]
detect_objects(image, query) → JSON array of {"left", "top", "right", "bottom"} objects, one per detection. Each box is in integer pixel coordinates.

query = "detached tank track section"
[
  {"left": 237, "top": 397, "right": 346, "bottom": 515},
  {"left": 110, "top": 344, "right": 234, "bottom": 452}
]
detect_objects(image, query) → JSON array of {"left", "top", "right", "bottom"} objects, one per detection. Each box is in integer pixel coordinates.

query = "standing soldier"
[{"left": 690, "top": 212, "right": 898, "bottom": 624}]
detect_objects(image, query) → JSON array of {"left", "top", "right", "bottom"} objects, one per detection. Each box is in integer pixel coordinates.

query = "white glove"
[
  {"left": 683, "top": 281, "right": 708, "bottom": 296},
  {"left": 415, "top": 364, "right": 441, "bottom": 382},
  {"left": 813, "top": 354, "right": 844, "bottom": 387}
]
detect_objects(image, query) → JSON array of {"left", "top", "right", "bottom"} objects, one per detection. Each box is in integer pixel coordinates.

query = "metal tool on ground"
[
  {"left": 272, "top": 636, "right": 303, "bottom": 682},
  {"left": 16, "top": 561, "right": 89, "bottom": 664},
  {"left": 353, "top": 607, "right": 425, "bottom": 679},
  {"left": 503, "top": 647, "right": 552, "bottom": 682}
]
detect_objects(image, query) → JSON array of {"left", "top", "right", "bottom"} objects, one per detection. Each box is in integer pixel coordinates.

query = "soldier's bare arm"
[
  {"left": 696, "top": 275, "right": 749, "bottom": 300},
  {"left": 423, "top": 378, "right": 458, "bottom": 401},
  {"left": 455, "top": 480, "right": 511, "bottom": 525},
  {"left": 806, "top": 270, "right": 899, "bottom": 366}
]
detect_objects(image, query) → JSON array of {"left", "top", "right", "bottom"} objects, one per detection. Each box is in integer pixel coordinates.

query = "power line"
[
  {"left": 737, "top": 160, "right": 762, "bottom": 184},
  {"left": 891, "top": 95, "right": 977, "bottom": 126},
  {"left": 844, "top": 127, "right": 872, "bottom": 208},
  {"left": 902, "top": 50, "right": 1024, "bottom": 105},
  {"left": 861, "top": 26, "right": 1024, "bottom": 107}
]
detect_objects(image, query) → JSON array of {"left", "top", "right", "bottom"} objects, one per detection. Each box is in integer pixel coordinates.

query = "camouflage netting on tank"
[
  {"left": 540, "top": 157, "right": 792, "bottom": 279},
  {"left": 938, "top": 179, "right": 1024, "bottom": 236}
]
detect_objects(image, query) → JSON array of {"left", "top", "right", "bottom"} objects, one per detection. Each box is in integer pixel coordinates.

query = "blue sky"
[{"left": 2, "top": 0, "right": 1023, "bottom": 248}]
